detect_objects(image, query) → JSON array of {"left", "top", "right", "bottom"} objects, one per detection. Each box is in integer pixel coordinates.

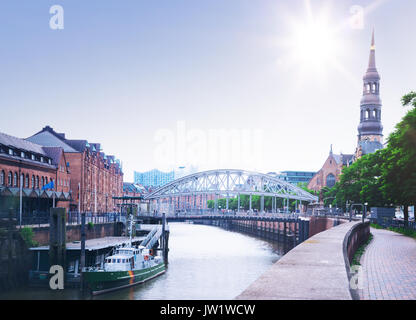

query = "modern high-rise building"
[
  {"left": 134, "top": 169, "right": 175, "bottom": 188},
  {"left": 268, "top": 171, "right": 316, "bottom": 186}
]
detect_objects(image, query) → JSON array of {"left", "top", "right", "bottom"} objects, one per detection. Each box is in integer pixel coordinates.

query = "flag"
[{"left": 42, "top": 180, "right": 55, "bottom": 190}]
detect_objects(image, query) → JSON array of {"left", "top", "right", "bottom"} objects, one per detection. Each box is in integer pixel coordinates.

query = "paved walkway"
[
  {"left": 360, "top": 227, "right": 416, "bottom": 300},
  {"left": 236, "top": 221, "right": 358, "bottom": 300}
]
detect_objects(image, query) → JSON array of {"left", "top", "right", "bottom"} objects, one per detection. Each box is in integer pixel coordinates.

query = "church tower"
[{"left": 356, "top": 30, "right": 384, "bottom": 157}]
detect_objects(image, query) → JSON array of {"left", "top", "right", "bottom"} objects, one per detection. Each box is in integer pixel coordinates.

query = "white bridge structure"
[{"left": 144, "top": 169, "right": 318, "bottom": 215}]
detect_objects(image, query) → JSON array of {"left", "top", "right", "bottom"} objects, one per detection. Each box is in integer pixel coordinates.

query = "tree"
[
  {"left": 380, "top": 91, "right": 416, "bottom": 225},
  {"left": 326, "top": 149, "right": 389, "bottom": 211}
]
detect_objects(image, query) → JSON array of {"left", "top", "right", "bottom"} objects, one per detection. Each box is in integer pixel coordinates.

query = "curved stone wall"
[{"left": 236, "top": 221, "right": 368, "bottom": 300}]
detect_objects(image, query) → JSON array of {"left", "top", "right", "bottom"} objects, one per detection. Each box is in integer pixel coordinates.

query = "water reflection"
[{"left": 0, "top": 222, "right": 286, "bottom": 300}]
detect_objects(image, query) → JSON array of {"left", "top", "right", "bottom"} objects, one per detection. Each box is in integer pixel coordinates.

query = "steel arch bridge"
[{"left": 144, "top": 169, "right": 318, "bottom": 213}]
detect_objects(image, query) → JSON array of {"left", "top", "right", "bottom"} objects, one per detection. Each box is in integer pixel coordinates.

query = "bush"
[
  {"left": 351, "top": 234, "right": 373, "bottom": 266},
  {"left": 20, "top": 227, "right": 39, "bottom": 247}
]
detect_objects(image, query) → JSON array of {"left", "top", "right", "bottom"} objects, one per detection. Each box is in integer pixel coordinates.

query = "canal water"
[{"left": 0, "top": 222, "right": 287, "bottom": 300}]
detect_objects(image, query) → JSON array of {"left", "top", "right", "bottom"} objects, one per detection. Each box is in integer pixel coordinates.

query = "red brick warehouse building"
[
  {"left": 0, "top": 132, "right": 71, "bottom": 214},
  {"left": 27, "top": 126, "right": 123, "bottom": 213}
]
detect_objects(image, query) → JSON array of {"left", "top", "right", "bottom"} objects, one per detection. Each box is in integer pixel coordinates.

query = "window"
[
  {"left": 36, "top": 176, "right": 39, "bottom": 189},
  {"left": 25, "top": 174, "right": 29, "bottom": 188},
  {"left": 21, "top": 152, "right": 25, "bottom": 158},
  {"left": 326, "top": 174, "right": 336, "bottom": 188},
  {"left": 9, "top": 149, "right": 13, "bottom": 156},
  {"left": 0, "top": 170, "right": 4, "bottom": 185},
  {"left": 20, "top": 174, "right": 24, "bottom": 188},
  {"left": 8, "top": 171, "right": 12, "bottom": 186},
  {"left": 31, "top": 154, "right": 35, "bottom": 161},
  {"left": 40, "top": 157, "right": 44, "bottom": 163},
  {"left": 31, "top": 175, "right": 35, "bottom": 188},
  {"left": 14, "top": 172, "right": 17, "bottom": 187},
  {"left": 41, "top": 177, "right": 44, "bottom": 187}
]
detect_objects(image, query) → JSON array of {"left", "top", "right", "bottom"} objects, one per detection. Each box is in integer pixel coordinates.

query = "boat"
[
  {"left": 82, "top": 245, "right": 165, "bottom": 295},
  {"left": 82, "top": 215, "right": 166, "bottom": 295}
]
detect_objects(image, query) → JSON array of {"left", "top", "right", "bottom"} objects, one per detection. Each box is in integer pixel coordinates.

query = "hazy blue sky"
[{"left": 1, "top": 0, "right": 415, "bottom": 181}]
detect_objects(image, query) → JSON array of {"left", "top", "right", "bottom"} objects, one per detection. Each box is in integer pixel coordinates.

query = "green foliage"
[
  {"left": 370, "top": 223, "right": 384, "bottom": 229},
  {"left": 387, "top": 227, "right": 416, "bottom": 239},
  {"left": 87, "top": 222, "right": 94, "bottom": 230},
  {"left": 324, "top": 91, "right": 416, "bottom": 220},
  {"left": 20, "top": 227, "right": 39, "bottom": 247},
  {"left": 351, "top": 234, "right": 373, "bottom": 266},
  {"left": 207, "top": 200, "right": 214, "bottom": 209},
  {"left": 401, "top": 91, "right": 416, "bottom": 108},
  {"left": 370, "top": 223, "right": 416, "bottom": 239}
]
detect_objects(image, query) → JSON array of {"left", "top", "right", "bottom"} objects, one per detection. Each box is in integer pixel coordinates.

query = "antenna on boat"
[{"left": 129, "top": 208, "right": 133, "bottom": 247}]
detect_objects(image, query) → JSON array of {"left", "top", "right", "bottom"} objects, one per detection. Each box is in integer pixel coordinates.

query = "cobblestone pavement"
[{"left": 360, "top": 227, "right": 416, "bottom": 300}]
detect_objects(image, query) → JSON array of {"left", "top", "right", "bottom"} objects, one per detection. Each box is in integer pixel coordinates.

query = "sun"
[
  {"left": 289, "top": 17, "right": 339, "bottom": 71},
  {"left": 276, "top": 2, "right": 348, "bottom": 84}
]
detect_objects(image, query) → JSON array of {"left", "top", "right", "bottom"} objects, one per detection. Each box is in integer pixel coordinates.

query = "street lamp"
[{"left": 363, "top": 202, "right": 368, "bottom": 223}]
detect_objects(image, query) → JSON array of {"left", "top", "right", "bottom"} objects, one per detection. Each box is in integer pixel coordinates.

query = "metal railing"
[
  {"left": 0, "top": 210, "right": 127, "bottom": 227},
  {"left": 375, "top": 217, "right": 416, "bottom": 231}
]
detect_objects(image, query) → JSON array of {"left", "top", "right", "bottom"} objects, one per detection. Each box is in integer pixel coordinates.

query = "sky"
[{"left": 0, "top": 0, "right": 415, "bottom": 182}]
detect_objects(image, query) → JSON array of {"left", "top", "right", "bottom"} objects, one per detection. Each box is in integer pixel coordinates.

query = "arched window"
[
  {"left": 41, "top": 177, "right": 44, "bottom": 187},
  {"left": 0, "top": 170, "right": 4, "bottom": 185},
  {"left": 366, "top": 109, "right": 370, "bottom": 119},
  {"left": 8, "top": 171, "right": 12, "bottom": 186},
  {"left": 45, "top": 177, "right": 48, "bottom": 185},
  {"left": 25, "top": 174, "right": 29, "bottom": 188},
  {"left": 326, "top": 173, "right": 336, "bottom": 188},
  {"left": 20, "top": 173, "right": 24, "bottom": 188},
  {"left": 36, "top": 176, "right": 39, "bottom": 189},
  {"left": 14, "top": 172, "right": 18, "bottom": 187},
  {"left": 31, "top": 175, "right": 35, "bottom": 188}
]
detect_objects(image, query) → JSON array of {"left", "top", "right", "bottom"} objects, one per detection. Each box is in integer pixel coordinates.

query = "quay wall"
[
  {"left": 202, "top": 216, "right": 345, "bottom": 247},
  {"left": 0, "top": 218, "right": 32, "bottom": 291},
  {"left": 308, "top": 216, "right": 346, "bottom": 238},
  {"left": 235, "top": 221, "right": 370, "bottom": 300},
  {"left": 344, "top": 221, "right": 370, "bottom": 299}
]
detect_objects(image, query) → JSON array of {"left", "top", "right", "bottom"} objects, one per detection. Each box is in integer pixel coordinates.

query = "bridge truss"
[{"left": 144, "top": 169, "right": 318, "bottom": 214}]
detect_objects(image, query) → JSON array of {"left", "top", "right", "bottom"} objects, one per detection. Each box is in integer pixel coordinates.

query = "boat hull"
[{"left": 83, "top": 262, "right": 166, "bottom": 295}]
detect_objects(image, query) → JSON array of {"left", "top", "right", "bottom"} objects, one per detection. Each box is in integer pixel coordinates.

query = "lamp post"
[
  {"left": 363, "top": 202, "right": 368, "bottom": 223},
  {"left": 346, "top": 200, "right": 351, "bottom": 222},
  {"left": 323, "top": 196, "right": 336, "bottom": 216}
]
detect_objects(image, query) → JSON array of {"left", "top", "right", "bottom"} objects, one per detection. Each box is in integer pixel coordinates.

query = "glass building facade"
[
  {"left": 269, "top": 171, "right": 316, "bottom": 186},
  {"left": 134, "top": 169, "right": 175, "bottom": 187}
]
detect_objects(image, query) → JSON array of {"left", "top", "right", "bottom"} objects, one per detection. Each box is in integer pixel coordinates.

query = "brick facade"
[
  {"left": 27, "top": 126, "right": 123, "bottom": 213},
  {"left": 0, "top": 133, "right": 70, "bottom": 212},
  {"left": 307, "top": 153, "right": 344, "bottom": 192}
]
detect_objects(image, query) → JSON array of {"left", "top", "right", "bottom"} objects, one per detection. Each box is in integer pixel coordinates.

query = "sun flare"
[
  {"left": 276, "top": 2, "right": 349, "bottom": 84},
  {"left": 289, "top": 18, "right": 339, "bottom": 70}
]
